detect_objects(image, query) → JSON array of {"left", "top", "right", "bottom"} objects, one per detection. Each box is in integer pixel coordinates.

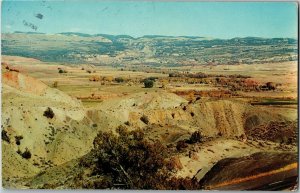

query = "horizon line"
[{"left": 2, "top": 31, "right": 298, "bottom": 40}]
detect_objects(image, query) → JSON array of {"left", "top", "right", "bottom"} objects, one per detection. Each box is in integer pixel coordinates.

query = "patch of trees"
[
  {"left": 169, "top": 72, "right": 250, "bottom": 79},
  {"left": 214, "top": 77, "right": 277, "bottom": 92},
  {"left": 77, "top": 127, "right": 200, "bottom": 189},
  {"left": 174, "top": 90, "right": 234, "bottom": 99}
]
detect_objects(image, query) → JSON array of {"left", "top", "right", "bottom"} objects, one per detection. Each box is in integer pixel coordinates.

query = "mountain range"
[{"left": 2, "top": 32, "right": 297, "bottom": 66}]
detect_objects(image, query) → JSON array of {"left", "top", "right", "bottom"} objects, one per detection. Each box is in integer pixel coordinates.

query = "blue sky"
[{"left": 1, "top": 1, "right": 298, "bottom": 39}]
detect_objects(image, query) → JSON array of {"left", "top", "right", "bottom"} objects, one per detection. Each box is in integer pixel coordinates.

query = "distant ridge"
[
  {"left": 7, "top": 31, "right": 297, "bottom": 41},
  {"left": 2, "top": 32, "right": 297, "bottom": 65},
  {"left": 14, "top": 31, "right": 45, "bottom": 35},
  {"left": 142, "top": 35, "right": 205, "bottom": 39},
  {"left": 58, "top": 32, "right": 93, "bottom": 37},
  {"left": 95, "top": 34, "right": 135, "bottom": 41}
]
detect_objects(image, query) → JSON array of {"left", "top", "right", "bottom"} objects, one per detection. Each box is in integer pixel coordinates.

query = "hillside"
[
  {"left": 1, "top": 70, "right": 101, "bottom": 183},
  {"left": 2, "top": 69, "right": 296, "bottom": 189}
]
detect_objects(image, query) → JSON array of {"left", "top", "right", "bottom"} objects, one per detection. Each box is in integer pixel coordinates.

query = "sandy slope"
[{"left": 2, "top": 71, "right": 101, "bottom": 184}]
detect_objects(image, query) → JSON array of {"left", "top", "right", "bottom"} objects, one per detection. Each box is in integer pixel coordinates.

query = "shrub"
[
  {"left": 43, "top": 107, "right": 54, "bottom": 119},
  {"left": 15, "top": 135, "right": 23, "bottom": 145},
  {"left": 58, "top": 69, "right": 67, "bottom": 73},
  {"left": 188, "top": 131, "right": 202, "bottom": 144},
  {"left": 115, "top": 77, "right": 124, "bottom": 83},
  {"left": 144, "top": 79, "right": 154, "bottom": 88},
  {"left": 171, "top": 113, "right": 175, "bottom": 119},
  {"left": 2, "top": 130, "right": 10, "bottom": 143},
  {"left": 83, "top": 128, "right": 200, "bottom": 189},
  {"left": 169, "top": 73, "right": 176, "bottom": 77},
  {"left": 21, "top": 148, "right": 32, "bottom": 159},
  {"left": 92, "top": 128, "right": 166, "bottom": 189},
  {"left": 266, "top": 82, "right": 276, "bottom": 90},
  {"left": 86, "top": 70, "right": 92, "bottom": 74},
  {"left": 140, "top": 115, "right": 149, "bottom": 124},
  {"left": 176, "top": 140, "right": 188, "bottom": 151}
]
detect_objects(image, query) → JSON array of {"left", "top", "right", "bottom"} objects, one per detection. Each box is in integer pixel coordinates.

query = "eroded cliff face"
[
  {"left": 98, "top": 93, "right": 286, "bottom": 139},
  {"left": 2, "top": 71, "right": 101, "bottom": 180}
]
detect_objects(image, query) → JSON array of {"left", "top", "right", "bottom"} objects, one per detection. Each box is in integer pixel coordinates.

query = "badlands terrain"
[
  {"left": 2, "top": 53, "right": 298, "bottom": 189},
  {"left": 1, "top": 53, "right": 297, "bottom": 190}
]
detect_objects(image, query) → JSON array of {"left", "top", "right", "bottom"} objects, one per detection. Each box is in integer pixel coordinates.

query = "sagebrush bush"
[
  {"left": 115, "top": 77, "right": 124, "bottom": 83},
  {"left": 140, "top": 115, "right": 149, "bottom": 124},
  {"left": 188, "top": 131, "right": 202, "bottom": 144},
  {"left": 58, "top": 69, "right": 67, "bottom": 73},
  {"left": 21, "top": 148, "right": 32, "bottom": 159},
  {"left": 43, "top": 107, "right": 54, "bottom": 119},
  {"left": 144, "top": 79, "right": 154, "bottom": 88},
  {"left": 79, "top": 127, "right": 200, "bottom": 189},
  {"left": 176, "top": 140, "right": 188, "bottom": 151},
  {"left": 15, "top": 135, "right": 23, "bottom": 145},
  {"left": 2, "top": 130, "right": 10, "bottom": 143}
]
